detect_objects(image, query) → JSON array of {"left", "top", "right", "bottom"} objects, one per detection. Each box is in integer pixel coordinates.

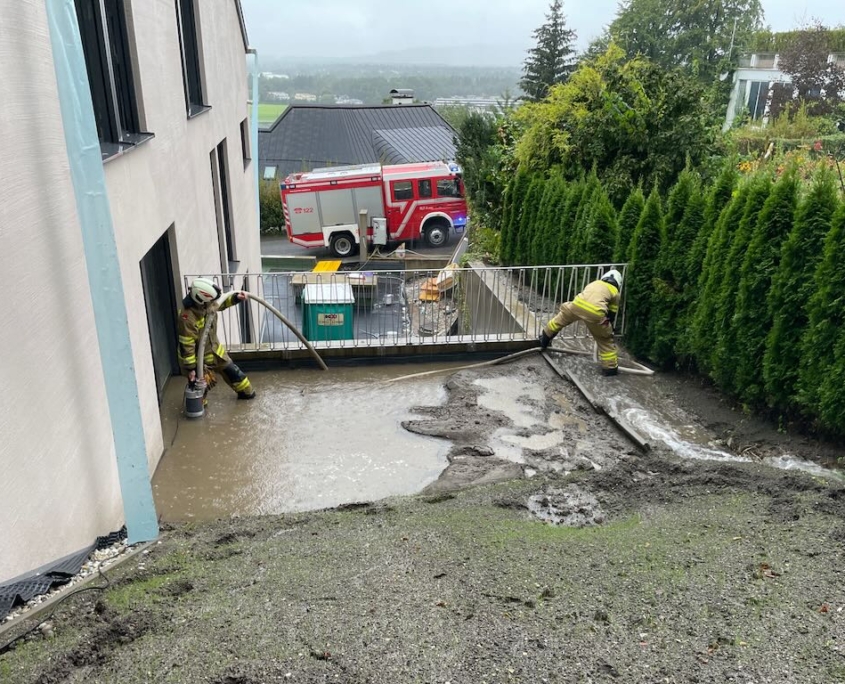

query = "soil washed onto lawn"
[{"left": 3, "top": 356, "right": 845, "bottom": 684}]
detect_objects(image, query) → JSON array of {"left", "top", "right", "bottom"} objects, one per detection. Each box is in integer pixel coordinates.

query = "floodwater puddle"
[{"left": 154, "top": 364, "right": 461, "bottom": 522}]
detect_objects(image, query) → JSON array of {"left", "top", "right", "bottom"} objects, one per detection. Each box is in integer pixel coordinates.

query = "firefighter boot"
[{"left": 602, "top": 367, "right": 619, "bottom": 377}]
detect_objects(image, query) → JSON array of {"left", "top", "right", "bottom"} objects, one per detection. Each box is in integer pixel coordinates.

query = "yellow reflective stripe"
[
  {"left": 215, "top": 344, "right": 225, "bottom": 357},
  {"left": 574, "top": 297, "right": 604, "bottom": 315},
  {"left": 178, "top": 335, "right": 195, "bottom": 345},
  {"left": 601, "top": 282, "right": 618, "bottom": 296},
  {"left": 180, "top": 355, "right": 197, "bottom": 364},
  {"left": 203, "top": 354, "right": 215, "bottom": 362},
  {"left": 548, "top": 320, "right": 562, "bottom": 333},
  {"left": 196, "top": 317, "right": 206, "bottom": 329},
  {"left": 599, "top": 351, "right": 617, "bottom": 359},
  {"left": 233, "top": 378, "right": 251, "bottom": 392},
  {"left": 608, "top": 304, "right": 619, "bottom": 313}
]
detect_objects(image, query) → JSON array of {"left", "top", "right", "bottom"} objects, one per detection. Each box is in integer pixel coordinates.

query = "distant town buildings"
[{"left": 433, "top": 96, "right": 502, "bottom": 114}]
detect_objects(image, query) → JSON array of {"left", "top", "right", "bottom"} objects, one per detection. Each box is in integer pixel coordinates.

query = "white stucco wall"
[
  {"left": 105, "top": 0, "right": 259, "bottom": 473},
  {"left": 0, "top": 0, "right": 123, "bottom": 583},
  {"left": 0, "top": 0, "right": 258, "bottom": 584}
]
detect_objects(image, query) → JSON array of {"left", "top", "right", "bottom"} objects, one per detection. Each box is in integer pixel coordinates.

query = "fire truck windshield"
[{"left": 436, "top": 179, "right": 463, "bottom": 198}]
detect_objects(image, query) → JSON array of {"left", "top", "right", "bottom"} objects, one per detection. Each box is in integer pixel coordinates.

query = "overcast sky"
[{"left": 240, "top": 0, "right": 845, "bottom": 65}]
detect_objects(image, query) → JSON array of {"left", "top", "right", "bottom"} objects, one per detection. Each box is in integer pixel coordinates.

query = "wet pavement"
[{"left": 154, "top": 364, "right": 465, "bottom": 521}]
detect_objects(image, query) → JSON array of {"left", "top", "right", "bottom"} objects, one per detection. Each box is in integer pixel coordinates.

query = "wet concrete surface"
[{"left": 154, "top": 364, "right": 466, "bottom": 522}]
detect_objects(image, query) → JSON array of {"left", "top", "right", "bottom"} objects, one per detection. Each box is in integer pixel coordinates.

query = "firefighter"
[
  {"left": 538, "top": 269, "right": 623, "bottom": 376},
  {"left": 177, "top": 278, "right": 256, "bottom": 400}
]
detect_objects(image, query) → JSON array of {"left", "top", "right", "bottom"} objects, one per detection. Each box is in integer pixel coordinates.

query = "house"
[
  {"left": 0, "top": 0, "right": 259, "bottom": 586},
  {"left": 390, "top": 88, "right": 416, "bottom": 105},
  {"left": 258, "top": 104, "right": 458, "bottom": 181},
  {"left": 724, "top": 50, "right": 845, "bottom": 130}
]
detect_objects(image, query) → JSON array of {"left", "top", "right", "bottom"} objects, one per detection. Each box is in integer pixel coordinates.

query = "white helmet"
[
  {"left": 601, "top": 269, "right": 623, "bottom": 290},
  {"left": 189, "top": 277, "right": 221, "bottom": 305}
]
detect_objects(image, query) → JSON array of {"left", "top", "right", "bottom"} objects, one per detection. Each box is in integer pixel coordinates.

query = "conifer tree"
[
  {"left": 625, "top": 188, "right": 664, "bottom": 358},
  {"left": 668, "top": 189, "right": 708, "bottom": 365},
  {"left": 520, "top": 0, "right": 577, "bottom": 101},
  {"left": 570, "top": 171, "right": 602, "bottom": 264},
  {"left": 732, "top": 171, "right": 800, "bottom": 406},
  {"left": 555, "top": 179, "right": 586, "bottom": 266},
  {"left": 650, "top": 169, "right": 703, "bottom": 367},
  {"left": 614, "top": 187, "right": 645, "bottom": 262},
  {"left": 799, "top": 200, "right": 845, "bottom": 416},
  {"left": 500, "top": 169, "right": 530, "bottom": 265},
  {"left": 687, "top": 162, "right": 738, "bottom": 277},
  {"left": 515, "top": 178, "right": 545, "bottom": 265},
  {"left": 711, "top": 173, "right": 774, "bottom": 393},
  {"left": 531, "top": 176, "right": 563, "bottom": 266},
  {"left": 689, "top": 178, "right": 752, "bottom": 371},
  {"left": 818, "top": 324, "right": 845, "bottom": 435},
  {"left": 583, "top": 188, "right": 618, "bottom": 264},
  {"left": 764, "top": 170, "right": 838, "bottom": 414}
]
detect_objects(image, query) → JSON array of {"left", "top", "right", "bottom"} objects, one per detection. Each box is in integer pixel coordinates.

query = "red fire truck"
[{"left": 280, "top": 161, "right": 468, "bottom": 258}]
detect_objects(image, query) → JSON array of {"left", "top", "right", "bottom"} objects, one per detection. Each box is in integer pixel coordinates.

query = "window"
[
  {"left": 748, "top": 81, "right": 768, "bottom": 120},
  {"left": 393, "top": 181, "right": 413, "bottom": 201},
  {"left": 74, "top": 0, "right": 151, "bottom": 159},
  {"left": 175, "top": 0, "right": 207, "bottom": 117},
  {"left": 263, "top": 166, "right": 277, "bottom": 180},
  {"left": 240, "top": 118, "right": 251, "bottom": 164},
  {"left": 418, "top": 179, "right": 432, "bottom": 198},
  {"left": 211, "top": 141, "right": 236, "bottom": 273},
  {"left": 436, "top": 179, "right": 462, "bottom": 198}
]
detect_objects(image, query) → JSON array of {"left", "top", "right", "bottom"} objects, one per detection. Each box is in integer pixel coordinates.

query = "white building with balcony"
[
  {"left": 725, "top": 51, "right": 845, "bottom": 130},
  {"left": 0, "top": 0, "right": 259, "bottom": 586}
]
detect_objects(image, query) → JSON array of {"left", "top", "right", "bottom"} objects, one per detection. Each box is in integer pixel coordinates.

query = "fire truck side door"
[{"left": 387, "top": 180, "right": 414, "bottom": 238}]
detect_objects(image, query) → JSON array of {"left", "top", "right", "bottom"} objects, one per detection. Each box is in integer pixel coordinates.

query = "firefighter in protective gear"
[
  {"left": 539, "top": 270, "right": 623, "bottom": 376},
  {"left": 177, "top": 278, "right": 256, "bottom": 400}
]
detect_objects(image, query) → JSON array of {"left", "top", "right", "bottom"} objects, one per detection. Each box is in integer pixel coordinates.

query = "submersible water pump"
[{"left": 184, "top": 380, "right": 206, "bottom": 418}]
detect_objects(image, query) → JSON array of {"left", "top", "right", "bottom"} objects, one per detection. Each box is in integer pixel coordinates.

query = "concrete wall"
[
  {"left": 462, "top": 270, "right": 526, "bottom": 336},
  {"left": 0, "top": 0, "right": 258, "bottom": 584}
]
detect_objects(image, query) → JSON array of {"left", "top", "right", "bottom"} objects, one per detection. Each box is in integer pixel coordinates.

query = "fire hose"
[{"left": 187, "top": 292, "right": 329, "bottom": 417}]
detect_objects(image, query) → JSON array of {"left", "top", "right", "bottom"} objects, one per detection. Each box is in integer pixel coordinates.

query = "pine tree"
[
  {"left": 500, "top": 170, "right": 530, "bottom": 265},
  {"left": 520, "top": 0, "right": 577, "bottom": 101},
  {"left": 764, "top": 170, "right": 839, "bottom": 414},
  {"left": 515, "top": 178, "right": 545, "bottom": 265},
  {"left": 583, "top": 187, "right": 618, "bottom": 264},
  {"left": 542, "top": 179, "right": 572, "bottom": 296},
  {"left": 614, "top": 187, "right": 645, "bottom": 262},
  {"left": 819, "top": 325, "right": 845, "bottom": 436},
  {"left": 689, "top": 178, "right": 753, "bottom": 371},
  {"left": 711, "top": 173, "right": 774, "bottom": 393},
  {"left": 732, "top": 170, "right": 800, "bottom": 406},
  {"left": 625, "top": 188, "right": 664, "bottom": 359},
  {"left": 569, "top": 171, "right": 601, "bottom": 264},
  {"left": 555, "top": 179, "right": 586, "bottom": 267},
  {"left": 799, "top": 200, "right": 845, "bottom": 416}
]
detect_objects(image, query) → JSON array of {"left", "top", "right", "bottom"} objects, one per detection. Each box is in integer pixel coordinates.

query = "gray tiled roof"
[{"left": 258, "top": 104, "right": 458, "bottom": 180}]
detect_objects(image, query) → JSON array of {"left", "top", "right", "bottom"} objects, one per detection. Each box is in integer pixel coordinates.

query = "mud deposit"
[{"left": 5, "top": 357, "right": 845, "bottom": 683}]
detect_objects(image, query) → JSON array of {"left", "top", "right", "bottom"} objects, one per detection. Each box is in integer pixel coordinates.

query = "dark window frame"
[
  {"left": 74, "top": 0, "right": 153, "bottom": 160},
  {"left": 436, "top": 179, "right": 462, "bottom": 198},
  {"left": 240, "top": 118, "right": 251, "bottom": 165},
  {"left": 393, "top": 181, "right": 414, "bottom": 201},
  {"left": 175, "top": 0, "right": 209, "bottom": 117}
]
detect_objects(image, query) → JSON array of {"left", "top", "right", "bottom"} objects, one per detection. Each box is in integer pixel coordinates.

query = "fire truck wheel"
[
  {"left": 330, "top": 233, "right": 356, "bottom": 258},
  {"left": 424, "top": 222, "right": 449, "bottom": 248}
]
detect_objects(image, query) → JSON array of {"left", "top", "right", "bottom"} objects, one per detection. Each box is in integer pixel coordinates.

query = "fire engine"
[{"left": 280, "top": 161, "right": 468, "bottom": 258}]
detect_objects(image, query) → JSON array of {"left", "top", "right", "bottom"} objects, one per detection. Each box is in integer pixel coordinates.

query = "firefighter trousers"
[
  {"left": 543, "top": 302, "right": 618, "bottom": 370},
  {"left": 199, "top": 351, "right": 254, "bottom": 396}
]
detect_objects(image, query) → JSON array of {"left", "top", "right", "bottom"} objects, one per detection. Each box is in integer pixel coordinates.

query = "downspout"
[
  {"left": 247, "top": 49, "right": 260, "bottom": 235},
  {"left": 45, "top": 0, "right": 159, "bottom": 544}
]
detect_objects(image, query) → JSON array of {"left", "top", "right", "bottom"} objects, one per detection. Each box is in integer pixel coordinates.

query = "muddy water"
[{"left": 154, "top": 364, "right": 462, "bottom": 522}]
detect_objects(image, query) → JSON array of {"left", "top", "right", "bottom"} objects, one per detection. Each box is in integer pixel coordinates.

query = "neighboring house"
[
  {"left": 259, "top": 104, "right": 458, "bottom": 181},
  {"left": 390, "top": 88, "right": 416, "bottom": 106},
  {"left": 0, "top": 0, "right": 259, "bottom": 585},
  {"left": 724, "top": 51, "right": 845, "bottom": 130}
]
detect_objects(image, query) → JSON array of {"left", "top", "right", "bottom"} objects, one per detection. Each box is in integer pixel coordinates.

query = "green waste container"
[{"left": 302, "top": 283, "right": 355, "bottom": 342}]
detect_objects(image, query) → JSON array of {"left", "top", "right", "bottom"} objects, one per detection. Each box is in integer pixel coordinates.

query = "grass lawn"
[{"left": 254, "top": 103, "right": 287, "bottom": 125}]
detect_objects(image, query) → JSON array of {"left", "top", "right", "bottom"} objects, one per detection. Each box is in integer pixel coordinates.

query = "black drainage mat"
[{"left": 0, "top": 527, "right": 126, "bottom": 621}]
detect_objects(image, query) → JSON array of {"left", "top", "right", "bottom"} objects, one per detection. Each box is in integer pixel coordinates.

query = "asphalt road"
[{"left": 260, "top": 234, "right": 457, "bottom": 262}]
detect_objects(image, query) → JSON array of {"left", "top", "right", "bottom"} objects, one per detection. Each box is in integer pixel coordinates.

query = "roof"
[
  {"left": 258, "top": 104, "right": 458, "bottom": 180},
  {"left": 234, "top": 0, "right": 249, "bottom": 51}
]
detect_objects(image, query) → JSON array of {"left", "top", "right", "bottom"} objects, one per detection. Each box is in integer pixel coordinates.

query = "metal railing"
[{"left": 184, "top": 264, "right": 628, "bottom": 352}]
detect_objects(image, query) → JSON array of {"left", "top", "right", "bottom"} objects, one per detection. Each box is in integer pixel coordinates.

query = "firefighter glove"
[{"left": 539, "top": 330, "right": 552, "bottom": 350}]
